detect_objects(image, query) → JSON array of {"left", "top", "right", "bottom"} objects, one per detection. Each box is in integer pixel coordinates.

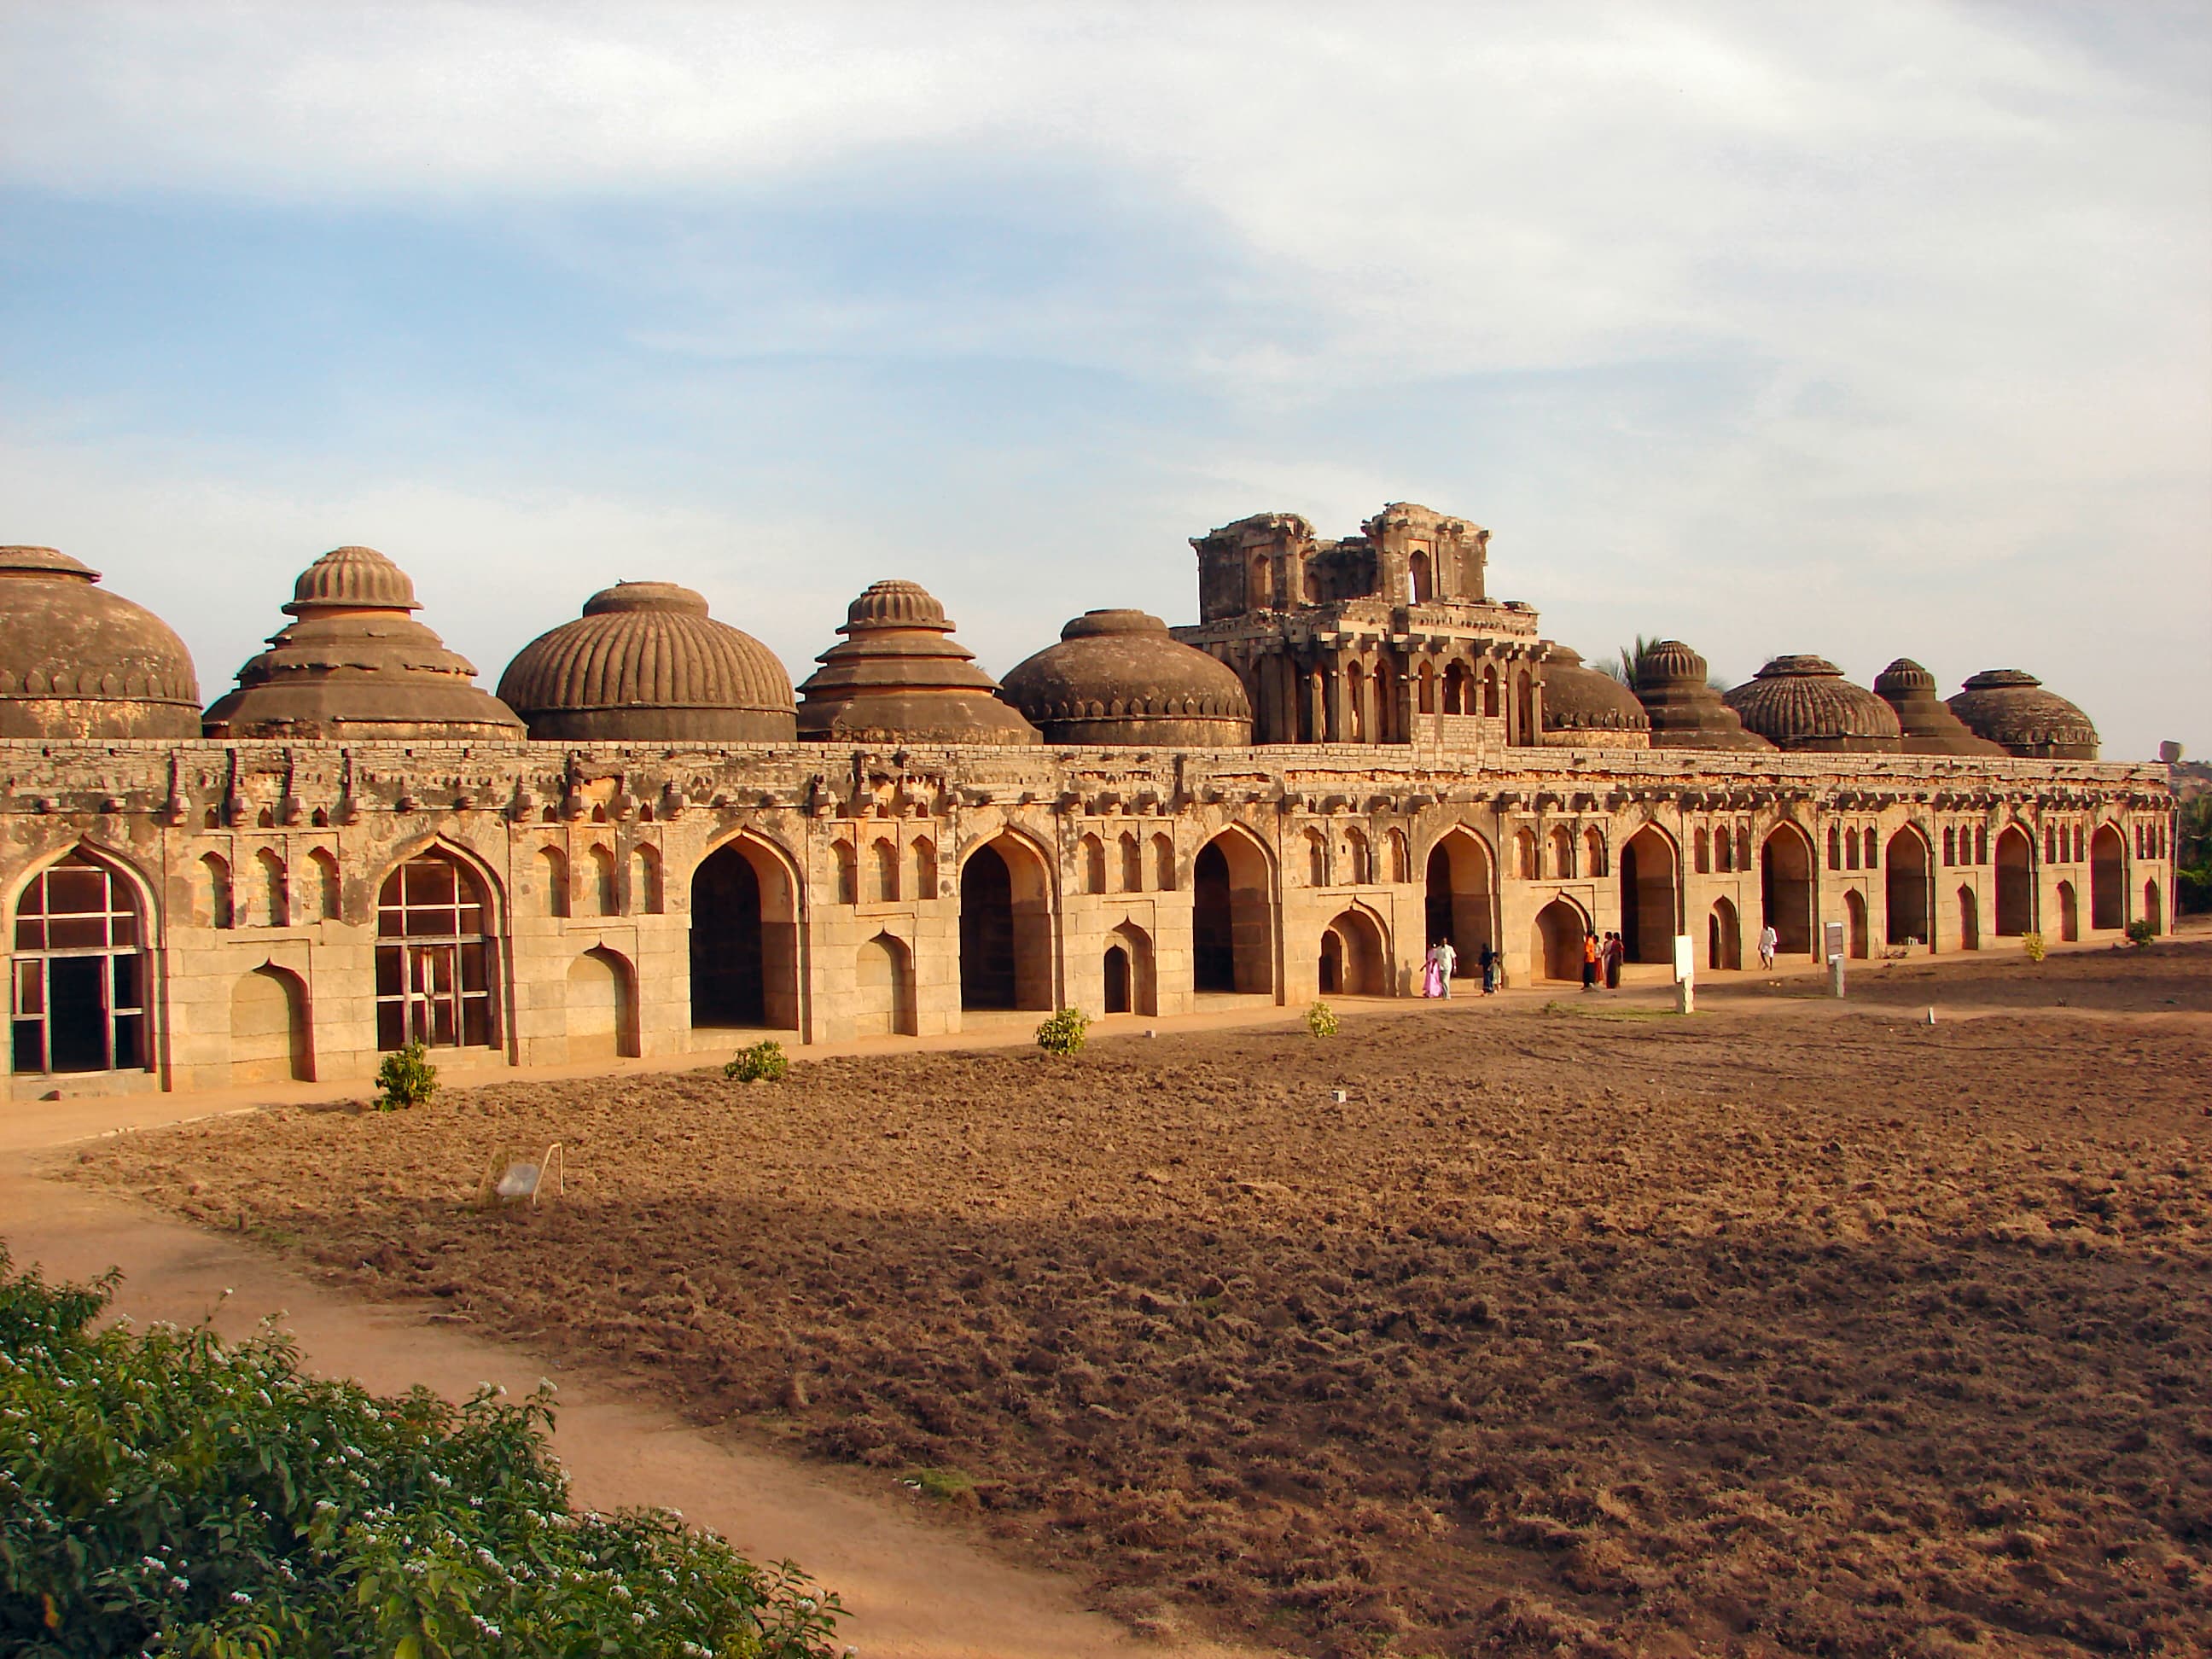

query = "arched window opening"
[
  {"left": 309, "top": 847, "right": 342, "bottom": 922},
  {"left": 1958, "top": 886, "right": 1981, "bottom": 950},
  {"left": 1695, "top": 827, "right": 1712, "bottom": 875},
  {"left": 1943, "top": 826, "right": 1957, "bottom": 866},
  {"left": 632, "top": 845, "right": 663, "bottom": 915},
  {"left": 230, "top": 965, "right": 309, "bottom": 1084},
  {"left": 2090, "top": 825, "right": 2125, "bottom": 930},
  {"left": 1441, "top": 661, "right": 1468, "bottom": 715},
  {"left": 1583, "top": 827, "right": 1607, "bottom": 879},
  {"left": 1388, "top": 829, "right": 1412, "bottom": 885},
  {"left": 1549, "top": 826, "right": 1575, "bottom": 880},
  {"left": 1994, "top": 826, "right": 2034, "bottom": 936},
  {"left": 201, "top": 853, "right": 234, "bottom": 930},
  {"left": 1410, "top": 550, "right": 1433, "bottom": 603},
  {"left": 589, "top": 844, "right": 618, "bottom": 915},
  {"left": 1103, "top": 944, "right": 1132, "bottom": 1014},
  {"left": 258, "top": 848, "right": 288, "bottom": 928},
  {"left": 566, "top": 947, "right": 637, "bottom": 1061},
  {"left": 1845, "top": 828, "right": 1860, "bottom": 871},
  {"left": 1975, "top": 824, "right": 1988, "bottom": 865},
  {"left": 1828, "top": 825, "right": 1843, "bottom": 871},
  {"left": 1120, "top": 832, "right": 1144, "bottom": 893},
  {"left": 1844, "top": 889, "right": 1870, "bottom": 959},
  {"left": 1345, "top": 828, "right": 1371, "bottom": 885},
  {"left": 1346, "top": 662, "right": 1367, "bottom": 743},
  {"left": 1482, "top": 666, "right": 1502, "bottom": 719},
  {"left": 1516, "top": 828, "right": 1540, "bottom": 882},
  {"left": 2045, "top": 826, "right": 2059, "bottom": 865},
  {"left": 855, "top": 932, "right": 916, "bottom": 1037},
  {"left": 1081, "top": 834, "right": 1107, "bottom": 896},
  {"left": 1863, "top": 828, "right": 1878, "bottom": 869},
  {"left": 1884, "top": 829, "right": 1930, "bottom": 951},
  {"left": 1735, "top": 826, "right": 1751, "bottom": 872},
  {"left": 375, "top": 853, "right": 494, "bottom": 1052},
  {"left": 1306, "top": 829, "right": 1329, "bottom": 888},
  {"left": 1513, "top": 672, "right": 1535, "bottom": 746},
  {"left": 1151, "top": 833, "right": 1175, "bottom": 893},
  {"left": 538, "top": 845, "right": 570, "bottom": 917},
  {"left": 871, "top": 837, "right": 900, "bottom": 904},
  {"left": 834, "top": 841, "right": 859, "bottom": 905},
  {"left": 1417, "top": 661, "right": 1436, "bottom": 715},
  {"left": 12, "top": 851, "right": 149, "bottom": 1074},
  {"left": 2056, "top": 879, "right": 2079, "bottom": 942},
  {"left": 911, "top": 836, "right": 939, "bottom": 900}
]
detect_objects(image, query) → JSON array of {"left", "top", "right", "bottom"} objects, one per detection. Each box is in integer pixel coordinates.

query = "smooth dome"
[
  {"left": 999, "top": 609, "right": 1252, "bottom": 746},
  {"left": 204, "top": 545, "right": 523, "bottom": 741},
  {"left": 1539, "top": 644, "right": 1650, "bottom": 748},
  {"left": 796, "top": 579, "right": 1039, "bottom": 745},
  {"left": 1629, "top": 638, "right": 1773, "bottom": 751},
  {"left": 1873, "top": 658, "right": 2006, "bottom": 757},
  {"left": 497, "top": 581, "right": 796, "bottom": 743},
  {"left": 1724, "top": 655, "right": 1901, "bottom": 753},
  {"left": 1947, "top": 669, "right": 2098, "bottom": 760},
  {"left": 0, "top": 545, "right": 201, "bottom": 739}
]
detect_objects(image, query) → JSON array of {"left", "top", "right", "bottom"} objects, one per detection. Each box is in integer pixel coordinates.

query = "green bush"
[
  {"left": 725, "top": 1039, "right": 791, "bottom": 1084},
  {"left": 2125, "top": 917, "right": 2157, "bottom": 947},
  {"left": 0, "top": 1246, "right": 843, "bottom": 1658},
  {"left": 372, "top": 1040, "right": 438, "bottom": 1111},
  {"left": 2021, "top": 930, "right": 2046, "bottom": 963},
  {"left": 1034, "top": 1007, "right": 1088, "bottom": 1056},
  {"left": 2179, "top": 864, "right": 2212, "bottom": 916},
  {"left": 1306, "top": 1000, "right": 1338, "bottom": 1038}
]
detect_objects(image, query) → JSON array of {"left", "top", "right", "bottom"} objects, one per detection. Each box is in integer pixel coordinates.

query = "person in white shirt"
[{"left": 1758, "top": 923, "right": 1778, "bottom": 969}]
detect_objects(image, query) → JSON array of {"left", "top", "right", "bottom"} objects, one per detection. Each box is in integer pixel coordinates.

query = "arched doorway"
[
  {"left": 375, "top": 851, "right": 498, "bottom": 1052},
  {"left": 1533, "top": 899, "right": 1587, "bottom": 982},
  {"left": 1761, "top": 825, "right": 1815, "bottom": 955},
  {"left": 1958, "top": 886, "right": 1981, "bottom": 950},
  {"left": 1192, "top": 829, "right": 1274, "bottom": 997},
  {"left": 1844, "top": 890, "right": 1869, "bottom": 960},
  {"left": 567, "top": 947, "right": 637, "bottom": 1061},
  {"left": 2090, "top": 825, "right": 2125, "bottom": 930},
  {"left": 1618, "top": 826, "right": 1679, "bottom": 963},
  {"left": 691, "top": 838, "right": 800, "bottom": 1030},
  {"left": 1994, "top": 826, "right": 2034, "bottom": 937},
  {"left": 230, "top": 965, "right": 310, "bottom": 1085},
  {"left": 1885, "top": 828, "right": 1931, "bottom": 950},
  {"left": 1708, "top": 898, "right": 1740, "bottom": 970},
  {"left": 1104, "top": 921, "right": 1155, "bottom": 1016},
  {"left": 1424, "top": 830, "right": 1494, "bottom": 981},
  {"left": 11, "top": 848, "right": 152, "bottom": 1076},
  {"left": 855, "top": 933, "right": 915, "bottom": 1037},
  {"left": 1319, "top": 908, "right": 1388, "bottom": 996},
  {"left": 2144, "top": 881, "right": 2163, "bottom": 936},
  {"left": 2057, "top": 880, "right": 2079, "bottom": 942},
  {"left": 960, "top": 834, "right": 1054, "bottom": 1010}
]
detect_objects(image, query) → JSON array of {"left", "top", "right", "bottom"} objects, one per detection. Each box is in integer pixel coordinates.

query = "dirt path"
[{"left": 2, "top": 1119, "right": 1277, "bottom": 1659}]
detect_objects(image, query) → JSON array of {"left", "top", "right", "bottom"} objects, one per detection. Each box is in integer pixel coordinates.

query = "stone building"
[{"left": 0, "top": 510, "right": 2175, "bottom": 1100}]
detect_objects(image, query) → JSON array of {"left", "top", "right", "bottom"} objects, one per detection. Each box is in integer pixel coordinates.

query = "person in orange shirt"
[{"left": 1582, "top": 928, "right": 1600, "bottom": 992}]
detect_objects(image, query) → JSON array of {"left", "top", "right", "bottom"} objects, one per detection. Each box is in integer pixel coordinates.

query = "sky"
[{"left": 2, "top": 2, "right": 2206, "bottom": 760}]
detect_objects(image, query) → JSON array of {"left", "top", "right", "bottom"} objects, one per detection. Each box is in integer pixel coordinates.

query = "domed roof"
[
  {"left": 1947, "top": 668, "right": 2098, "bottom": 760},
  {"left": 1723, "top": 655, "right": 1901, "bottom": 753},
  {"left": 0, "top": 545, "right": 201, "bottom": 739},
  {"left": 203, "top": 545, "right": 523, "bottom": 742},
  {"left": 1628, "top": 638, "right": 1773, "bottom": 751},
  {"left": 1538, "top": 644, "right": 1650, "bottom": 747},
  {"left": 795, "top": 579, "right": 1039, "bottom": 746},
  {"left": 999, "top": 609, "right": 1251, "bottom": 746},
  {"left": 1872, "top": 658, "right": 2007, "bottom": 757},
  {"left": 497, "top": 581, "right": 796, "bottom": 743}
]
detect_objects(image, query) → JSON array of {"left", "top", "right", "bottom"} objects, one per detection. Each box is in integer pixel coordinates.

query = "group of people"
[
  {"left": 1580, "top": 929, "right": 1628, "bottom": 992},
  {"left": 1420, "top": 937, "right": 1499, "bottom": 998}
]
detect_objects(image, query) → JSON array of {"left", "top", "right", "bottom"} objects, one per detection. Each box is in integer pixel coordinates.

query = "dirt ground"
[{"left": 68, "top": 940, "right": 2212, "bottom": 1658}]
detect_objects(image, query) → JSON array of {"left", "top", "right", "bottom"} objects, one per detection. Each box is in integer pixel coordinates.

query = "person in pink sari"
[{"left": 1421, "top": 942, "right": 1447, "bottom": 998}]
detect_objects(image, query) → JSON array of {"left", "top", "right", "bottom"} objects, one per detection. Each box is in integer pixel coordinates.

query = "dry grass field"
[{"left": 72, "top": 941, "right": 2212, "bottom": 1657}]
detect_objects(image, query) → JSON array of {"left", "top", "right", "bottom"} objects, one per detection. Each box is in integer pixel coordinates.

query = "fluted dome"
[
  {"left": 1538, "top": 644, "right": 1650, "bottom": 748},
  {"left": 1947, "top": 669, "right": 2098, "bottom": 760},
  {"left": 795, "top": 579, "right": 1039, "bottom": 745},
  {"left": 1723, "top": 655, "right": 1901, "bottom": 753},
  {"left": 999, "top": 610, "right": 1252, "bottom": 746},
  {"left": 0, "top": 546, "right": 201, "bottom": 739},
  {"left": 1630, "top": 638, "right": 1773, "bottom": 751},
  {"left": 1873, "top": 658, "right": 2007, "bottom": 757},
  {"left": 203, "top": 545, "right": 523, "bottom": 741},
  {"left": 497, "top": 582, "right": 795, "bottom": 743}
]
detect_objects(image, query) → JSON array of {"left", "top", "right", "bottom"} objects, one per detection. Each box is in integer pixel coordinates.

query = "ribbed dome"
[
  {"left": 1629, "top": 638, "right": 1773, "bottom": 751},
  {"left": 286, "top": 544, "right": 422, "bottom": 614},
  {"left": 1724, "top": 655, "right": 1901, "bottom": 753},
  {"left": 999, "top": 610, "right": 1252, "bottom": 746},
  {"left": 796, "top": 579, "right": 1039, "bottom": 745},
  {"left": 1538, "top": 644, "right": 1650, "bottom": 748},
  {"left": 1873, "top": 658, "right": 2007, "bottom": 757},
  {"left": 0, "top": 545, "right": 201, "bottom": 739},
  {"left": 497, "top": 582, "right": 796, "bottom": 743},
  {"left": 1947, "top": 669, "right": 2098, "bottom": 760},
  {"left": 204, "top": 545, "right": 523, "bottom": 742}
]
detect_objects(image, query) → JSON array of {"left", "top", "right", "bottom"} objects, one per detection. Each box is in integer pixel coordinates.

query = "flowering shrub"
[
  {"left": 0, "top": 1247, "right": 842, "bottom": 1657},
  {"left": 1307, "top": 1000, "right": 1339, "bottom": 1038}
]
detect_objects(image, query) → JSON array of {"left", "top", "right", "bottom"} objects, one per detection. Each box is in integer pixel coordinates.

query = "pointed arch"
[
  {"left": 1532, "top": 896, "right": 1590, "bottom": 982},
  {"left": 567, "top": 945, "right": 638, "bottom": 1061},
  {"left": 1424, "top": 826, "right": 1496, "bottom": 975},
  {"left": 2090, "top": 824, "right": 2126, "bottom": 930},
  {"left": 255, "top": 847, "right": 288, "bottom": 928},
  {"left": 1151, "top": 832, "right": 1176, "bottom": 893},
  {"left": 1618, "top": 824, "right": 1679, "bottom": 963},
  {"left": 911, "top": 835, "right": 939, "bottom": 901},
  {"left": 308, "top": 847, "right": 342, "bottom": 922},
  {"left": 870, "top": 835, "right": 901, "bottom": 904},
  {"left": 690, "top": 829, "right": 805, "bottom": 1032},
  {"left": 1708, "top": 896, "right": 1741, "bottom": 971},
  {"left": 1760, "top": 822, "right": 1816, "bottom": 956},
  {"left": 11, "top": 843, "right": 155, "bottom": 1075},
  {"left": 1884, "top": 824, "right": 1932, "bottom": 950},
  {"left": 374, "top": 845, "right": 500, "bottom": 1051},
  {"left": 1105, "top": 918, "right": 1156, "bottom": 1017},
  {"left": 231, "top": 963, "right": 311, "bottom": 1084},
  {"left": 855, "top": 931, "right": 917, "bottom": 1036},
  {"left": 1119, "top": 830, "right": 1144, "bottom": 893},
  {"left": 1194, "top": 824, "right": 1276, "bottom": 998},
  {"left": 199, "top": 852, "right": 234, "bottom": 930},
  {"left": 537, "top": 844, "right": 570, "bottom": 917},
  {"left": 1318, "top": 904, "right": 1390, "bottom": 997},
  {"left": 1995, "top": 824, "right": 2034, "bottom": 936},
  {"left": 961, "top": 829, "right": 1057, "bottom": 1011}
]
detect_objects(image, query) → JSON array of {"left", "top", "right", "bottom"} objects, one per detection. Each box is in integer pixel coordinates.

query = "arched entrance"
[
  {"left": 375, "top": 850, "right": 498, "bottom": 1052},
  {"left": 567, "top": 947, "right": 637, "bottom": 1061},
  {"left": 2057, "top": 880, "right": 2079, "bottom": 942},
  {"left": 1761, "top": 825, "right": 1815, "bottom": 956},
  {"left": 691, "top": 837, "right": 800, "bottom": 1030},
  {"left": 1193, "top": 828, "right": 1274, "bottom": 997},
  {"left": 1319, "top": 908, "right": 1388, "bottom": 996},
  {"left": 1708, "top": 897, "right": 1740, "bottom": 970},
  {"left": 1995, "top": 826, "right": 2034, "bottom": 936},
  {"left": 2090, "top": 825, "right": 2125, "bottom": 930},
  {"left": 1884, "top": 828, "right": 1931, "bottom": 950},
  {"left": 1618, "top": 826, "right": 1679, "bottom": 963},
  {"left": 2144, "top": 881, "right": 2163, "bottom": 936},
  {"left": 960, "top": 833, "right": 1055, "bottom": 1010},
  {"left": 1423, "top": 830, "right": 1494, "bottom": 981},
  {"left": 1103, "top": 921, "right": 1155, "bottom": 1016},
  {"left": 231, "top": 965, "right": 310, "bottom": 1084},
  {"left": 1958, "top": 886, "right": 1981, "bottom": 950},
  {"left": 1533, "top": 899, "right": 1587, "bottom": 982},
  {"left": 855, "top": 933, "right": 915, "bottom": 1037},
  {"left": 11, "top": 848, "right": 152, "bottom": 1076},
  {"left": 1844, "top": 890, "right": 1869, "bottom": 960}
]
